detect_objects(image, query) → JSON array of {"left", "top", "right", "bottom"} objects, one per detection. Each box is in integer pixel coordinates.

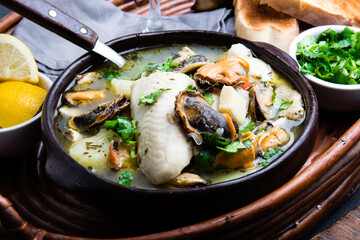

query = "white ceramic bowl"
[
  {"left": 0, "top": 73, "right": 52, "bottom": 158},
  {"left": 289, "top": 25, "right": 360, "bottom": 112}
]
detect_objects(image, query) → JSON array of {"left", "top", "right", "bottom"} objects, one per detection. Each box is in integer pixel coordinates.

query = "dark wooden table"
[{"left": 0, "top": 3, "right": 359, "bottom": 239}]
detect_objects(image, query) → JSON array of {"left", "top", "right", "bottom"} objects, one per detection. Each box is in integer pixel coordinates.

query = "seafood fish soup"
[{"left": 54, "top": 43, "right": 305, "bottom": 189}]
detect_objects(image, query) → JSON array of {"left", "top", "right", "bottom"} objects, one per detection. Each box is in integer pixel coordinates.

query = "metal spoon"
[{"left": 1, "top": 0, "right": 126, "bottom": 68}]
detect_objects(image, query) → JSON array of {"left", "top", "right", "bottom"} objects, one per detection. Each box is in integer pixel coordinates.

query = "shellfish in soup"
[{"left": 54, "top": 44, "right": 305, "bottom": 189}]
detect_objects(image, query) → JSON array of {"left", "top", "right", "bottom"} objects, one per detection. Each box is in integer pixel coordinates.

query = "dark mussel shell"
[
  {"left": 175, "top": 90, "right": 239, "bottom": 144},
  {"left": 42, "top": 31, "right": 318, "bottom": 234}
]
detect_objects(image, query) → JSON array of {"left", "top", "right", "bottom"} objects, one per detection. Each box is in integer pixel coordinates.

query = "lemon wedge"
[
  {"left": 0, "top": 34, "right": 38, "bottom": 83},
  {"left": 0, "top": 81, "right": 47, "bottom": 128}
]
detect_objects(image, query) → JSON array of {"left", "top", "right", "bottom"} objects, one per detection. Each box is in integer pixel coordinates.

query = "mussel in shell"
[
  {"left": 69, "top": 95, "right": 129, "bottom": 132},
  {"left": 194, "top": 56, "right": 250, "bottom": 90},
  {"left": 172, "top": 47, "right": 208, "bottom": 73},
  {"left": 249, "top": 82, "right": 274, "bottom": 121},
  {"left": 175, "top": 90, "right": 239, "bottom": 145}
]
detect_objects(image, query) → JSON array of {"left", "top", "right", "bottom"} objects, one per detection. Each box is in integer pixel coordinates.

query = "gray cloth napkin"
[{"left": 13, "top": 0, "right": 235, "bottom": 80}]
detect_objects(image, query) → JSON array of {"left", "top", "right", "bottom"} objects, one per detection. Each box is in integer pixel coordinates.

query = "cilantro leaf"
[
  {"left": 279, "top": 100, "right": 293, "bottom": 110},
  {"left": 138, "top": 88, "right": 171, "bottom": 105},
  {"left": 102, "top": 69, "right": 121, "bottom": 80},
  {"left": 157, "top": 58, "right": 179, "bottom": 72},
  {"left": 103, "top": 117, "right": 137, "bottom": 143},
  {"left": 192, "top": 149, "right": 216, "bottom": 172},
  {"left": 217, "top": 139, "right": 252, "bottom": 153},
  {"left": 263, "top": 147, "right": 284, "bottom": 160},
  {"left": 239, "top": 118, "right": 256, "bottom": 133},
  {"left": 137, "top": 58, "right": 178, "bottom": 78},
  {"left": 297, "top": 27, "right": 360, "bottom": 85},
  {"left": 254, "top": 127, "right": 267, "bottom": 134},
  {"left": 118, "top": 171, "right": 133, "bottom": 186},
  {"left": 186, "top": 85, "right": 197, "bottom": 91},
  {"left": 260, "top": 160, "right": 269, "bottom": 166},
  {"left": 202, "top": 93, "right": 214, "bottom": 105},
  {"left": 272, "top": 92, "right": 277, "bottom": 105}
]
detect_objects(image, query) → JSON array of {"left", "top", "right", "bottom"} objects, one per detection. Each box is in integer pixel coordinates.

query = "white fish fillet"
[{"left": 131, "top": 72, "right": 195, "bottom": 185}]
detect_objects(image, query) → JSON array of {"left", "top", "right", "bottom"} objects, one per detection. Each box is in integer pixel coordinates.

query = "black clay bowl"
[{"left": 42, "top": 31, "right": 318, "bottom": 234}]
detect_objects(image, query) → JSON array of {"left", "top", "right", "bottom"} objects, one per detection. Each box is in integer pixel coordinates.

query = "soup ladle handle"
[
  {"left": 1, "top": 0, "right": 98, "bottom": 50},
  {"left": 1, "top": 0, "right": 126, "bottom": 68}
]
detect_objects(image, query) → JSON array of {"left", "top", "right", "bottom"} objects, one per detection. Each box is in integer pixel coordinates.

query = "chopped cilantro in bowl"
[
  {"left": 296, "top": 26, "right": 360, "bottom": 85},
  {"left": 289, "top": 25, "right": 360, "bottom": 112}
]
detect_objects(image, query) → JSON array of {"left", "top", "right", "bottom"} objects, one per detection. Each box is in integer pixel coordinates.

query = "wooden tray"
[{"left": 1, "top": 1, "right": 360, "bottom": 239}]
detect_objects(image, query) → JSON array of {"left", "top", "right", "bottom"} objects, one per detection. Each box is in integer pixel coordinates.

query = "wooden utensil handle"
[{"left": 1, "top": 0, "right": 98, "bottom": 50}]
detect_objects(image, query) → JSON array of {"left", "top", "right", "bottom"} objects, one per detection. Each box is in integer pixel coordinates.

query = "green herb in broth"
[
  {"left": 54, "top": 43, "right": 305, "bottom": 189},
  {"left": 217, "top": 139, "right": 252, "bottom": 153},
  {"left": 279, "top": 100, "right": 293, "bottom": 110},
  {"left": 118, "top": 171, "right": 133, "bottom": 186},
  {"left": 202, "top": 92, "right": 214, "bottom": 105},
  {"left": 239, "top": 118, "right": 256, "bottom": 133},
  {"left": 185, "top": 84, "right": 197, "bottom": 91},
  {"left": 103, "top": 116, "right": 137, "bottom": 144},
  {"left": 263, "top": 147, "right": 284, "bottom": 160},
  {"left": 138, "top": 88, "right": 171, "bottom": 105},
  {"left": 102, "top": 69, "right": 121, "bottom": 80}
]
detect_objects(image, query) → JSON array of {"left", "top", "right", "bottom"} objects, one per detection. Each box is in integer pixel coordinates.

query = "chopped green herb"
[
  {"left": 157, "top": 58, "right": 179, "bottom": 72},
  {"left": 263, "top": 147, "right": 284, "bottom": 160},
  {"left": 186, "top": 85, "right": 197, "bottom": 91},
  {"left": 189, "top": 131, "right": 226, "bottom": 172},
  {"left": 203, "top": 131, "right": 229, "bottom": 147},
  {"left": 138, "top": 88, "right": 171, "bottom": 105},
  {"left": 255, "top": 127, "right": 267, "bottom": 134},
  {"left": 202, "top": 93, "right": 214, "bottom": 105},
  {"left": 118, "top": 171, "right": 133, "bottom": 186},
  {"left": 137, "top": 58, "right": 178, "bottom": 78},
  {"left": 145, "top": 148, "right": 149, "bottom": 154},
  {"left": 137, "top": 62, "right": 157, "bottom": 78},
  {"left": 102, "top": 69, "right": 121, "bottom": 80},
  {"left": 103, "top": 117, "right": 137, "bottom": 143},
  {"left": 297, "top": 27, "right": 360, "bottom": 85},
  {"left": 279, "top": 100, "right": 293, "bottom": 110},
  {"left": 260, "top": 160, "right": 269, "bottom": 166},
  {"left": 130, "top": 149, "right": 136, "bottom": 159},
  {"left": 239, "top": 118, "right": 256, "bottom": 133},
  {"left": 217, "top": 139, "right": 252, "bottom": 153},
  {"left": 192, "top": 149, "right": 216, "bottom": 172},
  {"left": 272, "top": 92, "right": 277, "bottom": 105}
]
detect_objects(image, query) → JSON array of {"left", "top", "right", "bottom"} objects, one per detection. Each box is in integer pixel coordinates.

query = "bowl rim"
[
  {"left": 289, "top": 25, "right": 360, "bottom": 90},
  {"left": 0, "top": 72, "right": 52, "bottom": 133},
  {"left": 42, "top": 30, "right": 318, "bottom": 195}
]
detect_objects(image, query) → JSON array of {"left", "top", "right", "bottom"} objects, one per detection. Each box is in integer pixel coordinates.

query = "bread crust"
[
  {"left": 233, "top": 0, "right": 299, "bottom": 52},
  {"left": 260, "top": 0, "right": 360, "bottom": 27}
]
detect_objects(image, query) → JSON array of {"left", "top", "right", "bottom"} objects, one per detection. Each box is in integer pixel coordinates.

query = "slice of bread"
[
  {"left": 260, "top": 0, "right": 360, "bottom": 27},
  {"left": 234, "top": 0, "right": 299, "bottom": 52}
]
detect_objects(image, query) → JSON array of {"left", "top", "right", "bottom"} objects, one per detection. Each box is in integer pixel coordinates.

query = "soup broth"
[{"left": 55, "top": 44, "right": 305, "bottom": 189}]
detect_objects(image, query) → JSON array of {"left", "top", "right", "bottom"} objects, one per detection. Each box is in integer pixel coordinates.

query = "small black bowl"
[{"left": 42, "top": 31, "right": 318, "bottom": 234}]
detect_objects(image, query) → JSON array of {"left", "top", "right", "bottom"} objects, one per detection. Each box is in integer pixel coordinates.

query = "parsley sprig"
[
  {"left": 217, "top": 139, "right": 252, "bottom": 153},
  {"left": 297, "top": 27, "right": 360, "bottom": 85},
  {"left": 239, "top": 117, "right": 256, "bottom": 133},
  {"left": 137, "top": 58, "right": 179, "bottom": 78},
  {"left": 103, "top": 116, "right": 137, "bottom": 143},
  {"left": 118, "top": 171, "right": 133, "bottom": 186},
  {"left": 202, "top": 93, "right": 214, "bottom": 105},
  {"left": 138, "top": 88, "right": 171, "bottom": 105},
  {"left": 102, "top": 69, "right": 121, "bottom": 80},
  {"left": 263, "top": 147, "right": 284, "bottom": 160}
]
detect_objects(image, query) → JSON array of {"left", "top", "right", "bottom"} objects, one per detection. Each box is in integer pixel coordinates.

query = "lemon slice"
[
  {"left": 0, "top": 81, "right": 47, "bottom": 128},
  {"left": 0, "top": 34, "right": 38, "bottom": 83}
]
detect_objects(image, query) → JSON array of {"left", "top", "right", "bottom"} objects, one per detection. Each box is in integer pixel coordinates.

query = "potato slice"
[
  {"left": 69, "top": 129, "right": 114, "bottom": 174},
  {"left": 219, "top": 85, "right": 247, "bottom": 125},
  {"left": 111, "top": 79, "right": 134, "bottom": 98}
]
